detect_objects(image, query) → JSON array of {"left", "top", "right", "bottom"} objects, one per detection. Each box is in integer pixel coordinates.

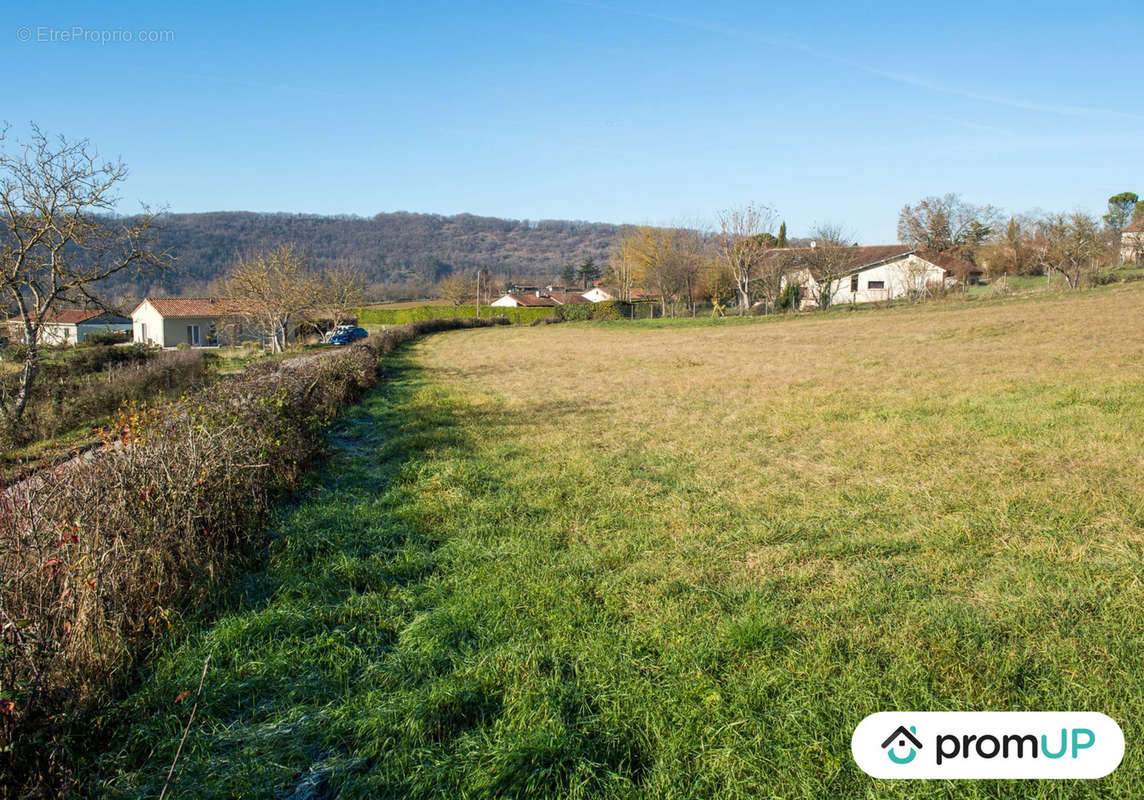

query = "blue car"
[{"left": 329, "top": 326, "right": 369, "bottom": 345}]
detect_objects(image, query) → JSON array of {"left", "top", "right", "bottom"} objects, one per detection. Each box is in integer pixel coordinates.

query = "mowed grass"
[{"left": 88, "top": 283, "right": 1144, "bottom": 798}]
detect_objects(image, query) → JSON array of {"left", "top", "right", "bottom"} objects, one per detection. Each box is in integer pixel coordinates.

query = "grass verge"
[{"left": 86, "top": 284, "right": 1144, "bottom": 798}]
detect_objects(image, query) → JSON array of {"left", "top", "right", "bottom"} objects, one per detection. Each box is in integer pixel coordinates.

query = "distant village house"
[
  {"left": 7, "top": 309, "right": 132, "bottom": 346},
  {"left": 1122, "top": 218, "right": 1144, "bottom": 264},
  {"left": 490, "top": 290, "right": 590, "bottom": 307}
]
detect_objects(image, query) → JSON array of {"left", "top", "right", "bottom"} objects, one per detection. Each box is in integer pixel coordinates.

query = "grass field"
[{"left": 88, "top": 283, "right": 1144, "bottom": 798}]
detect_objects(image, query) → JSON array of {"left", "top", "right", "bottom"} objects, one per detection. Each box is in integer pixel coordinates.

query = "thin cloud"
[{"left": 566, "top": 0, "right": 1144, "bottom": 123}]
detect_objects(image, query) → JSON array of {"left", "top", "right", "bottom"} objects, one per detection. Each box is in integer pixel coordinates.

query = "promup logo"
[
  {"left": 852, "top": 712, "right": 1123, "bottom": 779},
  {"left": 881, "top": 725, "right": 922, "bottom": 764}
]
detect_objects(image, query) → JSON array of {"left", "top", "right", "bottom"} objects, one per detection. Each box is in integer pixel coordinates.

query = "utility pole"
[{"left": 475, "top": 269, "right": 481, "bottom": 318}]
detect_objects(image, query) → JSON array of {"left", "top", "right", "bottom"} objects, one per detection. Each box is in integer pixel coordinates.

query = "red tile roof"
[
  {"left": 777, "top": 244, "right": 977, "bottom": 279},
  {"left": 133, "top": 297, "right": 245, "bottom": 318},
  {"left": 8, "top": 308, "right": 127, "bottom": 325},
  {"left": 1125, "top": 218, "right": 1144, "bottom": 233},
  {"left": 547, "top": 292, "right": 590, "bottom": 305},
  {"left": 776, "top": 245, "right": 913, "bottom": 281}
]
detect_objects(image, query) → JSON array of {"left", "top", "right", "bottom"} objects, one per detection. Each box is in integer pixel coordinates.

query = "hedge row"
[
  {"left": 359, "top": 304, "right": 552, "bottom": 325},
  {"left": 0, "top": 316, "right": 509, "bottom": 795},
  {"left": 553, "top": 300, "right": 625, "bottom": 321}
]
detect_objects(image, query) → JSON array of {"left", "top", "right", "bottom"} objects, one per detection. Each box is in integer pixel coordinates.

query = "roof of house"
[
  {"left": 547, "top": 292, "right": 590, "bottom": 305},
  {"left": 499, "top": 293, "right": 558, "bottom": 307},
  {"left": 776, "top": 245, "right": 908, "bottom": 281},
  {"left": 133, "top": 297, "right": 245, "bottom": 318},
  {"left": 1125, "top": 217, "right": 1144, "bottom": 233},
  {"left": 914, "top": 248, "right": 979, "bottom": 275},
  {"left": 778, "top": 244, "right": 972, "bottom": 281},
  {"left": 582, "top": 286, "right": 658, "bottom": 301},
  {"left": 8, "top": 308, "right": 128, "bottom": 325}
]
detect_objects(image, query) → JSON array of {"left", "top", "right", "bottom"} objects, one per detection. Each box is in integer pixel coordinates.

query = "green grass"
[
  {"left": 85, "top": 284, "right": 1144, "bottom": 798},
  {"left": 359, "top": 304, "right": 553, "bottom": 325}
]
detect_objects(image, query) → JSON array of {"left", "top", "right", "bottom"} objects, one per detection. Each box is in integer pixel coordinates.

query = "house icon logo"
[{"left": 882, "top": 725, "right": 923, "bottom": 764}]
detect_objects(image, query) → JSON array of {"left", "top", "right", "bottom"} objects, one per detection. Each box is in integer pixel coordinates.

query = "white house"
[
  {"left": 131, "top": 297, "right": 245, "bottom": 347},
  {"left": 1122, "top": 218, "right": 1144, "bottom": 264},
  {"left": 780, "top": 246, "right": 970, "bottom": 309},
  {"left": 490, "top": 292, "right": 558, "bottom": 308},
  {"left": 7, "top": 309, "right": 132, "bottom": 346},
  {"left": 581, "top": 287, "right": 614, "bottom": 302},
  {"left": 489, "top": 291, "right": 590, "bottom": 308}
]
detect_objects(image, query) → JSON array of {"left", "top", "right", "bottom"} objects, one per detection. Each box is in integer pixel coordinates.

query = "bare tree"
[
  {"left": 312, "top": 261, "right": 366, "bottom": 329},
  {"left": 672, "top": 227, "right": 708, "bottom": 317},
  {"left": 801, "top": 224, "right": 858, "bottom": 310},
  {"left": 629, "top": 227, "right": 680, "bottom": 317},
  {"left": 717, "top": 204, "right": 778, "bottom": 314},
  {"left": 224, "top": 244, "right": 316, "bottom": 352},
  {"left": 701, "top": 258, "right": 736, "bottom": 316},
  {"left": 1033, "top": 212, "right": 1110, "bottom": 289},
  {"left": 897, "top": 194, "right": 1001, "bottom": 260},
  {"left": 978, "top": 216, "right": 1041, "bottom": 276},
  {"left": 436, "top": 271, "right": 473, "bottom": 306},
  {"left": 0, "top": 125, "right": 168, "bottom": 431},
  {"left": 609, "top": 227, "right": 641, "bottom": 302}
]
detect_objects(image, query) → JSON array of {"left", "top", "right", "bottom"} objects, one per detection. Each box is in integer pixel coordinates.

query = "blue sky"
[{"left": 5, "top": 0, "right": 1141, "bottom": 242}]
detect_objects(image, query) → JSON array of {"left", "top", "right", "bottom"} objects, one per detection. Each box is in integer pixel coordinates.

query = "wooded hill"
[{"left": 116, "top": 211, "right": 621, "bottom": 298}]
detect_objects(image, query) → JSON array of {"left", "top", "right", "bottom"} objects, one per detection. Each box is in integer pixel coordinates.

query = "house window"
[
  {"left": 850, "top": 275, "right": 859, "bottom": 293},
  {"left": 140, "top": 322, "right": 147, "bottom": 344},
  {"left": 187, "top": 324, "right": 200, "bottom": 345},
  {"left": 867, "top": 280, "right": 885, "bottom": 290}
]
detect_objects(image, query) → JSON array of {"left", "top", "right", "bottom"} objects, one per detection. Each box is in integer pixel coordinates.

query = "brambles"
[{"left": 0, "top": 316, "right": 507, "bottom": 795}]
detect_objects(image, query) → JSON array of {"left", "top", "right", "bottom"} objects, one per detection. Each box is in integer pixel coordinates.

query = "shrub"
[
  {"left": 359, "top": 305, "right": 551, "bottom": 326},
  {"left": 0, "top": 316, "right": 508, "bottom": 794},
  {"left": 590, "top": 300, "right": 624, "bottom": 321},
  {"left": 82, "top": 330, "right": 131, "bottom": 347},
  {"left": 3, "top": 343, "right": 28, "bottom": 362},
  {"left": 554, "top": 303, "right": 592, "bottom": 322},
  {"left": 63, "top": 344, "right": 151, "bottom": 378},
  {"left": 776, "top": 281, "right": 802, "bottom": 312},
  {"left": 554, "top": 301, "right": 625, "bottom": 322}
]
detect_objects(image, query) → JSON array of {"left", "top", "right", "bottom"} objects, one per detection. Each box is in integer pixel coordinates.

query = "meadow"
[{"left": 88, "top": 283, "right": 1144, "bottom": 798}]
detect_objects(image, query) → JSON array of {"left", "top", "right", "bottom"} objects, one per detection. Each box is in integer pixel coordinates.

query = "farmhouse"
[
  {"left": 780, "top": 246, "right": 972, "bottom": 309},
  {"left": 7, "top": 309, "right": 132, "bottom": 346},
  {"left": 131, "top": 297, "right": 245, "bottom": 347},
  {"left": 1122, "top": 218, "right": 1144, "bottom": 264}
]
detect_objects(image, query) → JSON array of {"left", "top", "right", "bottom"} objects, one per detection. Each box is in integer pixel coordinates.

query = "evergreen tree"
[
  {"left": 576, "top": 257, "right": 602, "bottom": 288},
  {"left": 777, "top": 221, "right": 788, "bottom": 248}
]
